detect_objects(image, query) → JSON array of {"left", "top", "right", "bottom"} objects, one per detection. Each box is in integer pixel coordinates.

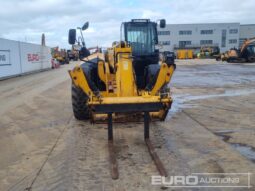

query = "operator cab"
[
  {"left": 242, "top": 44, "right": 255, "bottom": 62},
  {"left": 122, "top": 19, "right": 166, "bottom": 88},
  {"left": 123, "top": 19, "right": 158, "bottom": 56},
  {"left": 246, "top": 45, "right": 255, "bottom": 55}
]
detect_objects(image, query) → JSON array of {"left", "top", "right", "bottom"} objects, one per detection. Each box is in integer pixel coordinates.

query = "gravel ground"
[{"left": 0, "top": 60, "right": 254, "bottom": 191}]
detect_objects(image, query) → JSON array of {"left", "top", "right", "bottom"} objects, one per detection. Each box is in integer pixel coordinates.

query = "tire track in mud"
[
  {"left": 6, "top": 115, "right": 73, "bottom": 191},
  {"left": 26, "top": 114, "right": 230, "bottom": 191},
  {"left": 24, "top": 115, "right": 73, "bottom": 191},
  {"left": 61, "top": 121, "right": 191, "bottom": 191},
  {"left": 41, "top": 121, "right": 175, "bottom": 191},
  {"left": 68, "top": 122, "right": 109, "bottom": 191},
  {"left": 33, "top": 120, "right": 112, "bottom": 191},
  {"left": 7, "top": 113, "right": 228, "bottom": 191},
  {"left": 151, "top": 121, "right": 192, "bottom": 176},
  {"left": 114, "top": 123, "right": 157, "bottom": 190}
]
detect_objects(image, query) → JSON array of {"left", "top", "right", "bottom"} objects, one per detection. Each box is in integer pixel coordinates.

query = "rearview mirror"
[
  {"left": 82, "top": 22, "right": 89, "bottom": 31},
  {"left": 68, "top": 29, "right": 76, "bottom": 45},
  {"left": 160, "top": 19, "right": 166, "bottom": 28}
]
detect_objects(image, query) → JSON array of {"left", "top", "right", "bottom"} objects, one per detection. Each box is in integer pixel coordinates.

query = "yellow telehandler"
[{"left": 68, "top": 19, "right": 175, "bottom": 179}]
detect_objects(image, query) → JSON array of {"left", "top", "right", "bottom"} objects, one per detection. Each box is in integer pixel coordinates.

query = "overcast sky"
[{"left": 0, "top": 0, "right": 254, "bottom": 49}]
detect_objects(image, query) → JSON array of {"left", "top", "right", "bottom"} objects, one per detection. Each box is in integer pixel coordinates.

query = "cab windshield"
[
  {"left": 125, "top": 23, "right": 157, "bottom": 56},
  {"left": 247, "top": 45, "right": 255, "bottom": 54}
]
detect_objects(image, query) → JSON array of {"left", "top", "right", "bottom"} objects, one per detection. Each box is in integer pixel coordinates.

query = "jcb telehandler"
[{"left": 68, "top": 19, "right": 175, "bottom": 179}]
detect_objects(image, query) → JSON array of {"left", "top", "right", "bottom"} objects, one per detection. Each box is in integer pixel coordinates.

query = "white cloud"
[
  {"left": 142, "top": 10, "right": 163, "bottom": 19},
  {"left": 0, "top": 0, "right": 254, "bottom": 48}
]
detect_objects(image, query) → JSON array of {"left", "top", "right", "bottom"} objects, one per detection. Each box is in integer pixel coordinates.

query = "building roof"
[
  {"left": 240, "top": 24, "right": 255, "bottom": 26},
  {"left": 165, "top": 22, "right": 240, "bottom": 26}
]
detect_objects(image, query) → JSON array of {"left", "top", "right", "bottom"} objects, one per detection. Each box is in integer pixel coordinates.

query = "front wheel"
[{"left": 71, "top": 84, "right": 90, "bottom": 120}]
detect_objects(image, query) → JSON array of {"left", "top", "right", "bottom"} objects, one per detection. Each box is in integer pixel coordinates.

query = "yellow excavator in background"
[
  {"left": 51, "top": 47, "right": 69, "bottom": 64},
  {"left": 68, "top": 19, "right": 176, "bottom": 179},
  {"left": 217, "top": 37, "right": 255, "bottom": 63},
  {"left": 199, "top": 46, "right": 220, "bottom": 59}
]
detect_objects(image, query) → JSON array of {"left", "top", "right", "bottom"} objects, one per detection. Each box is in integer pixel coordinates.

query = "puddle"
[
  {"left": 167, "top": 95, "right": 194, "bottom": 119},
  {"left": 213, "top": 130, "right": 255, "bottom": 163},
  {"left": 172, "top": 64, "right": 255, "bottom": 87},
  {"left": 176, "top": 89, "right": 255, "bottom": 102},
  {"left": 214, "top": 130, "right": 236, "bottom": 134},
  {"left": 214, "top": 131, "right": 233, "bottom": 142},
  {"left": 231, "top": 143, "right": 255, "bottom": 163},
  {"left": 166, "top": 87, "right": 255, "bottom": 163},
  {"left": 167, "top": 88, "right": 255, "bottom": 119}
]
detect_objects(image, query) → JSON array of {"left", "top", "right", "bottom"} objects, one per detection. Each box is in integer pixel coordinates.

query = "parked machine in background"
[
  {"left": 51, "top": 47, "right": 69, "bottom": 64},
  {"left": 217, "top": 37, "right": 255, "bottom": 63},
  {"left": 174, "top": 45, "right": 220, "bottom": 60},
  {"left": 160, "top": 51, "right": 175, "bottom": 65},
  {"left": 199, "top": 46, "right": 220, "bottom": 59},
  {"left": 68, "top": 19, "right": 176, "bottom": 179},
  {"left": 176, "top": 49, "right": 193, "bottom": 59},
  {"left": 67, "top": 48, "right": 79, "bottom": 61}
]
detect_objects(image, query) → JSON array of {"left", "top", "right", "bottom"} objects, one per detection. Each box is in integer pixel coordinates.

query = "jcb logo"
[{"left": 0, "top": 55, "right": 6, "bottom": 61}]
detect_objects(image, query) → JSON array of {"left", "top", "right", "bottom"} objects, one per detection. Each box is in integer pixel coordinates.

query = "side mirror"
[
  {"left": 68, "top": 29, "right": 76, "bottom": 45},
  {"left": 82, "top": 22, "right": 89, "bottom": 31},
  {"left": 160, "top": 19, "right": 166, "bottom": 28}
]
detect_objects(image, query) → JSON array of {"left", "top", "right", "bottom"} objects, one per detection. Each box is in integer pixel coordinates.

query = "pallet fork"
[{"left": 107, "top": 112, "right": 167, "bottom": 179}]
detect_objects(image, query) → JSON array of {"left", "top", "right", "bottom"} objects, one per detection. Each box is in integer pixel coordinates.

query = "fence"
[{"left": 0, "top": 38, "right": 52, "bottom": 79}]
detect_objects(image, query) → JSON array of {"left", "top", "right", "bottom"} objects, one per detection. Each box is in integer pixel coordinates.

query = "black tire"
[
  {"left": 145, "top": 64, "right": 160, "bottom": 91},
  {"left": 247, "top": 56, "right": 255, "bottom": 63},
  {"left": 226, "top": 58, "right": 233, "bottom": 63},
  {"left": 71, "top": 83, "right": 90, "bottom": 120}
]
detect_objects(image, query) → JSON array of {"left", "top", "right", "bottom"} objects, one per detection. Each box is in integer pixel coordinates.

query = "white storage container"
[
  {"left": 0, "top": 38, "right": 21, "bottom": 78},
  {"left": 0, "top": 38, "right": 52, "bottom": 79}
]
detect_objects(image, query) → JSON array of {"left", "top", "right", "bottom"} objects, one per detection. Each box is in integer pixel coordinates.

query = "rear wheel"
[
  {"left": 71, "top": 83, "right": 90, "bottom": 120},
  {"left": 247, "top": 56, "right": 255, "bottom": 63}
]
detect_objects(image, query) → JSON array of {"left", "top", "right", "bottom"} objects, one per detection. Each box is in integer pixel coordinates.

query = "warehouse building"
[
  {"left": 158, "top": 23, "right": 255, "bottom": 53},
  {"left": 239, "top": 24, "right": 255, "bottom": 45}
]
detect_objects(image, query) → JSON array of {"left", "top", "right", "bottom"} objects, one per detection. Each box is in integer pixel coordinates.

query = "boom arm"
[{"left": 240, "top": 37, "right": 255, "bottom": 53}]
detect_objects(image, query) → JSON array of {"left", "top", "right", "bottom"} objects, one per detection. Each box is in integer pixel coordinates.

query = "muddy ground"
[{"left": 0, "top": 59, "right": 254, "bottom": 191}]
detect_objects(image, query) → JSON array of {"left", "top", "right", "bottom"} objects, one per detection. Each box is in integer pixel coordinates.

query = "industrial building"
[
  {"left": 158, "top": 23, "right": 255, "bottom": 53},
  {"left": 239, "top": 24, "right": 255, "bottom": 46}
]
